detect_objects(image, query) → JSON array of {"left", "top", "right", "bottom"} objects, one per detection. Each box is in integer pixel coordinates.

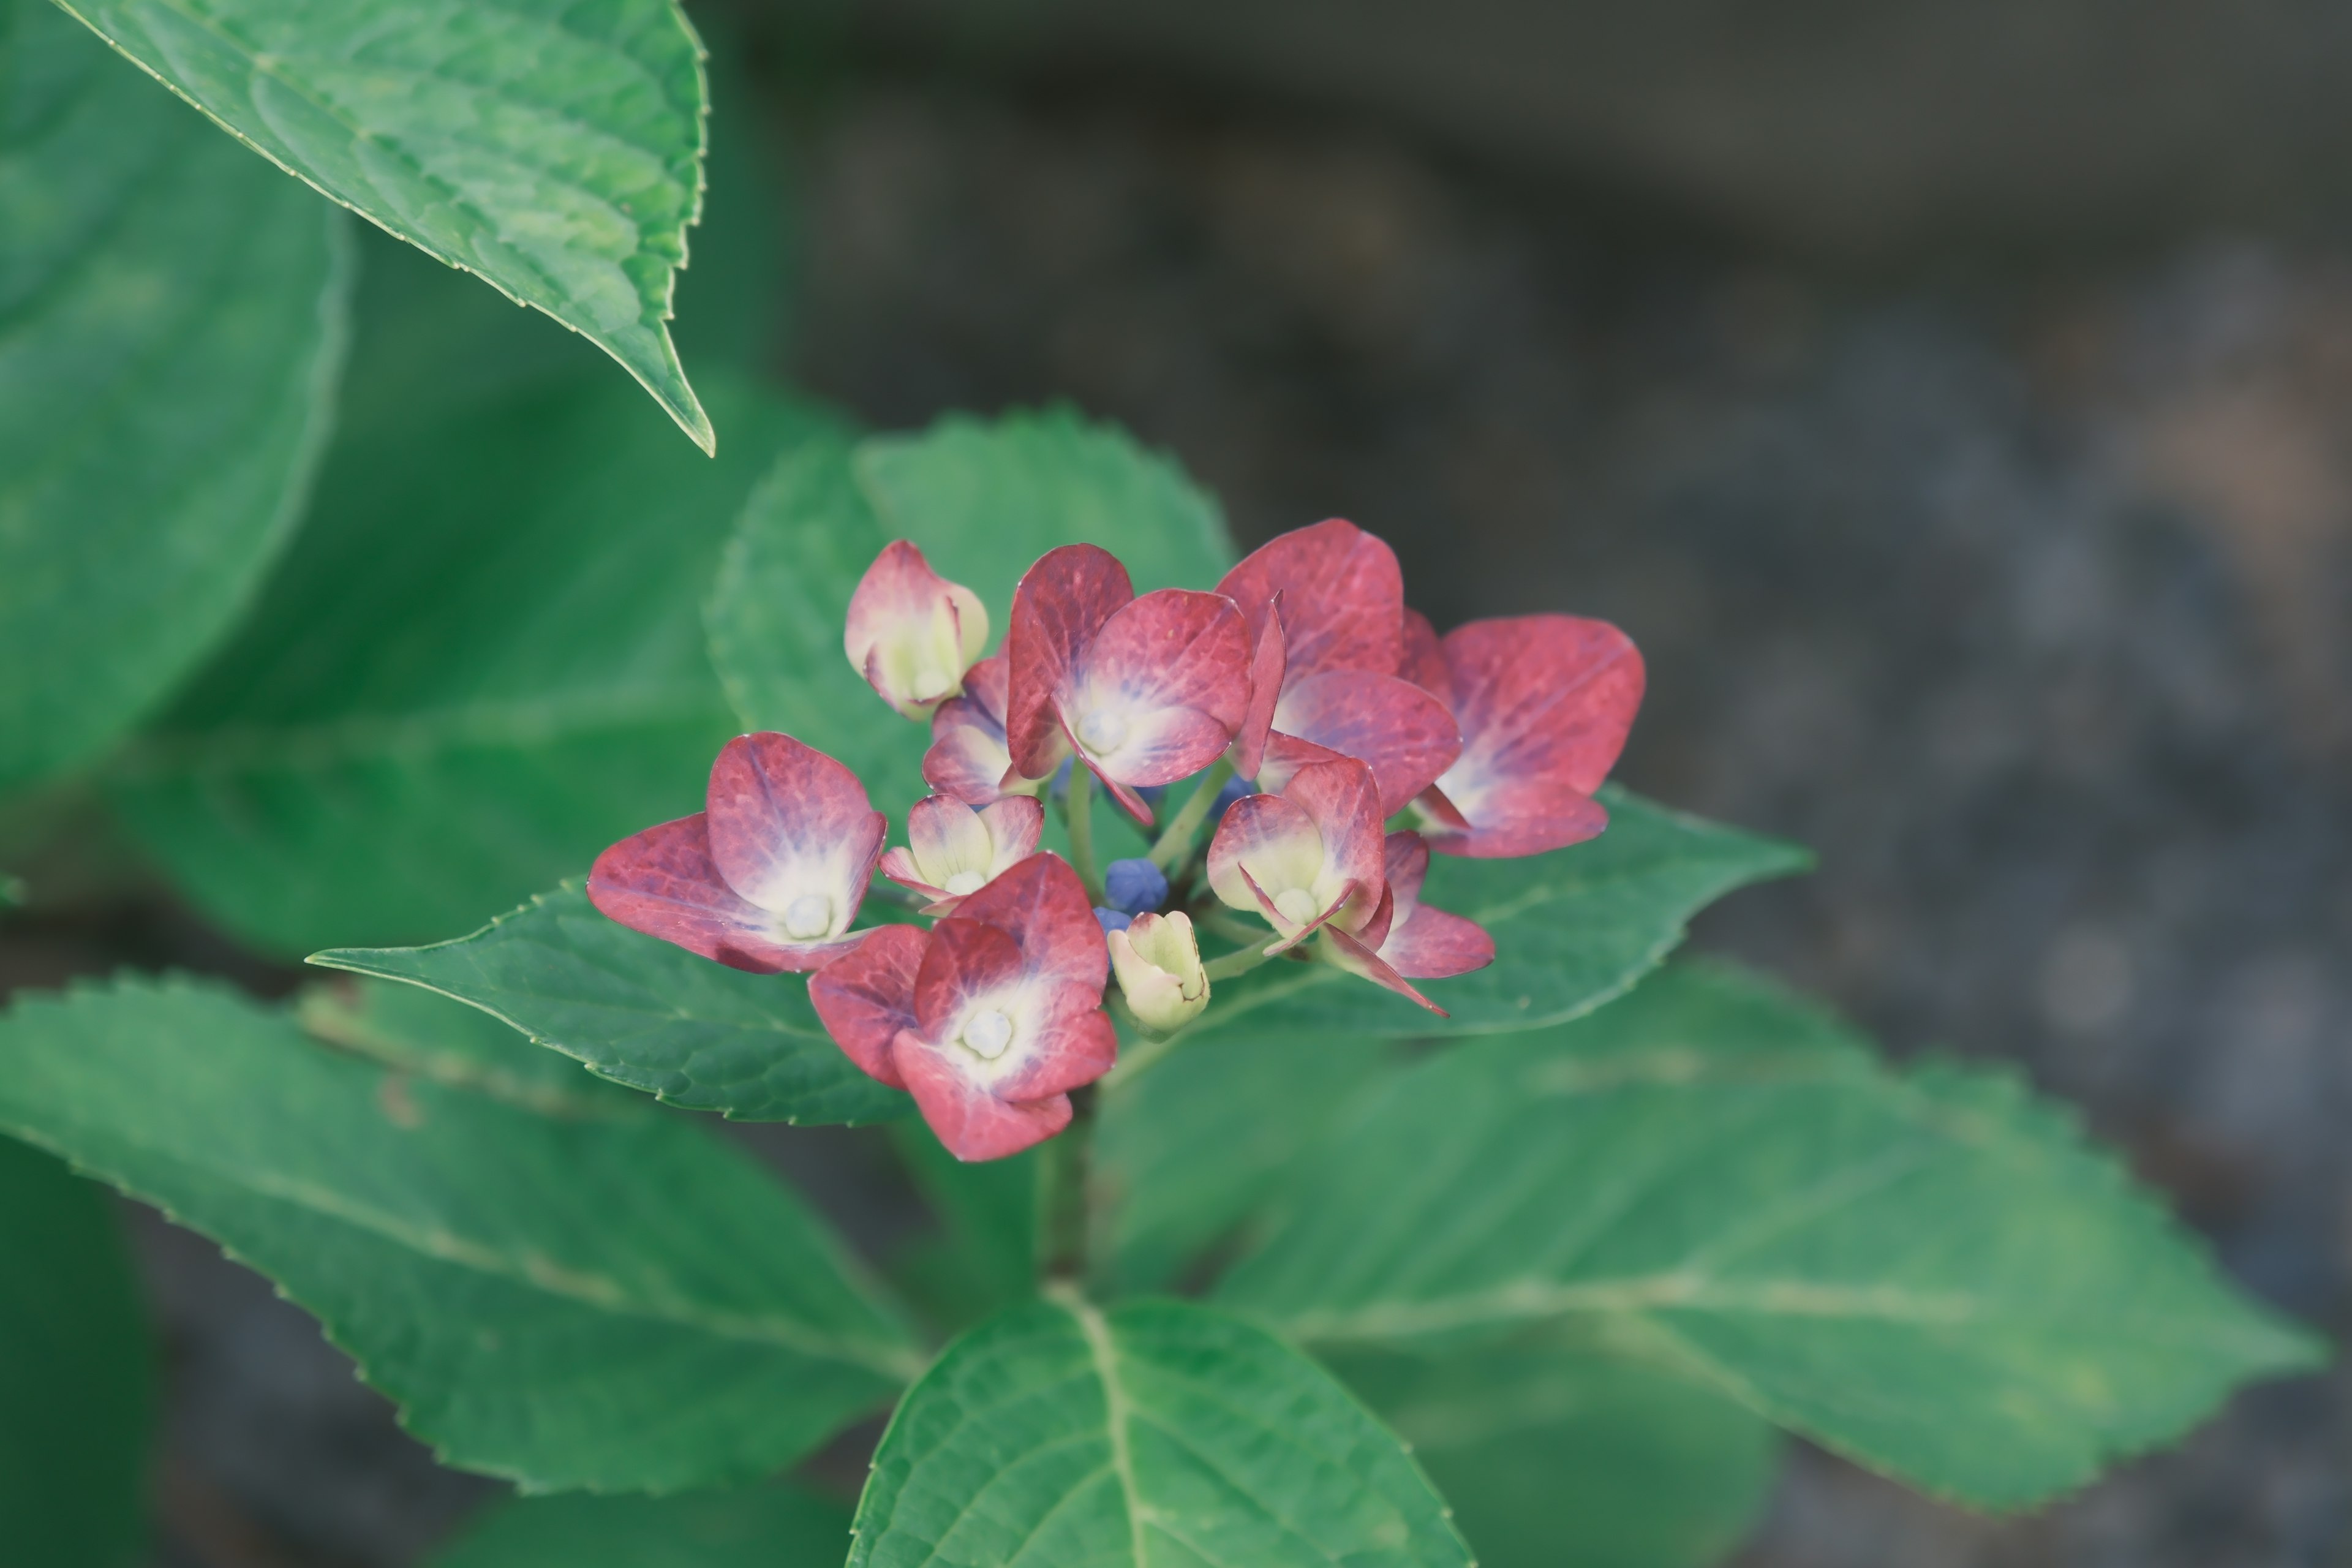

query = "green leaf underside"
[
  {"left": 706, "top": 409, "right": 1239, "bottom": 804},
  {"left": 1218, "top": 962, "right": 2324, "bottom": 1509},
  {"left": 1331, "top": 1336, "right": 1777, "bottom": 1568},
  {"left": 295, "top": 974, "right": 648, "bottom": 1121},
  {"left": 311, "top": 883, "right": 906, "bottom": 1126},
  {"left": 1196, "top": 788, "right": 1809, "bottom": 1039},
  {"left": 0, "top": 1136, "right": 153, "bottom": 1568},
  {"left": 53, "top": 0, "right": 715, "bottom": 449},
  {"left": 0, "top": 0, "right": 345, "bottom": 791},
  {"left": 107, "top": 372, "right": 835, "bottom": 956},
  {"left": 849, "top": 1292, "right": 1471, "bottom": 1568},
  {"left": 0, "top": 977, "right": 921, "bottom": 1491},
  {"left": 429, "top": 1482, "right": 853, "bottom": 1568}
]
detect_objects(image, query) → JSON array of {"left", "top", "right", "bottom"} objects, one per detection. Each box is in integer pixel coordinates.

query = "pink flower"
[
  {"left": 921, "top": 654, "right": 1047, "bottom": 806},
  {"left": 1353, "top": 831, "right": 1495, "bottom": 982},
  {"left": 878, "top": 794, "right": 1046, "bottom": 915},
  {"left": 1216, "top": 521, "right": 1461, "bottom": 813},
  {"left": 809, "top": 854, "right": 1116, "bottom": 1161},
  {"left": 1205, "top": 757, "right": 1387, "bottom": 953},
  {"left": 589, "top": 734, "right": 887, "bottom": 972},
  {"left": 1005, "top": 544, "right": 1253, "bottom": 825},
  {"left": 845, "top": 541, "right": 989, "bottom": 719},
  {"left": 1415, "top": 615, "right": 1645, "bottom": 859}
]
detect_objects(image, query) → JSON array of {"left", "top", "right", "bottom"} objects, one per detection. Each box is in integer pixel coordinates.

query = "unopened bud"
[
  {"left": 845, "top": 541, "right": 989, "bottom": 719},
  {"left": 1107, "top": 911, "right": 1209, "bottom": 1031}
]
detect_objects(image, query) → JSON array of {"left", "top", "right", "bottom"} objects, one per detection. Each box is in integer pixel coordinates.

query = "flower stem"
[
  {"left": 1063, "top": 763, "right": 1102, "bottom": 900},
  {"left": 1202, "top": 936, "right": 1278, "bottom": 982},
  {"left": 1032, "top": 1085, "right": 1096, "bottom": 1284},
  {"left": 1147, "top": 758, "right": 1232, "bottom": 871}
]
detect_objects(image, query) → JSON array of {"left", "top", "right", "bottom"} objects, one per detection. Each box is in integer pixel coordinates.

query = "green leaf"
[
  {"left": 106, "top": 371, "right": 837, "bottom": 955},
  {"left": 53, "top": 0, "right": 718, "bottom": 450},
  {"left": 887, "top": 1120, "right": 1038, "bottom": 1326},
  {"left": 1093, "top": 1027, "right": 1401, "bottom": 1296},
  {"left": 1196, "top": 788, "right": 1809, "bottom": 1038},
  {"left": 0, "top": 0, "right": 347, "bottom": 791},
  {"left": 0, "top": 976, "right": 923, "bottom": 1492},
  {"left": 311, "top": 883, "right": 906, "bottom": 1126},
  {"left": 0, "top": 1135, "right": 153, "bottom": 1568},
  {"left": 430, "top": 1482, "right": 853, "bottom": 1568},
  {"left": 1218, "top": 962, "right": 2326, "bottom": 1509},
  {"left": 849, "top": 1291, "right": 1471, "bottom": 1568},
  {"left": 295, "top": 974, "right": 648, "bottom": 1121},
  {"left": 1329, "top": 1335, "right": 1777, "bottom": 1568},
  {"left": 705, "top": 408, "right": 1237, "bottom": 810}
]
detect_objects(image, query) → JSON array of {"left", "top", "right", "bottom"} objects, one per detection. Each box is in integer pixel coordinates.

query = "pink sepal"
[
  {"left": 1205, "top": 758, "right": 1385, "bottom": 939},
  {"left": 704, "top": 733, "right": 888, "bottom": 924},
  {"left": 1398, "top": 608, "right": 1451, "bottom": 699},
  {"left": 807, "top": 924, "right": 927, "bottom": 1087},
  {"left": 1064, "top": 588, "right": 1252, "bottom": 787},
  {"left": 882, "top": 795, "right": 1046, "bottom": 914},
  {"left": 844, "top": 541, "right": 989, "bottom": 718},
  {"left": 1280, "top": 758, "right": 1387, "bottom": 918},
  {"left": 894, "top": 1044, "right": 1073, "bottom": 1162},
  {"left": 1429, "top": 615, "right": 1642, "bottom": 858},
  {"left": 588, "top": 815, "right": 865, "bottom": 974},
  {"left": 1006, "top": 545, "right": 1133, "bottom": 778},
  {"left": 925, "top": 655, "right": 1046, "bottom": 805},
  {"left": 1228, "top": 595, "right": 1286, "bottom": 780},
  {"left": 1216, "top": 519, "right": 1404, "bottom": 686},
  {"left": 1263, "top": 669, "right": 1462, "bottom": 815},
  {"left": 949, "top": 852, "right": 1109, "bottom": 995},
  {"left": 1374, "top": 831, "right": 1493, "bottom": 978},
  {"left": 1319, "top": 925, "right": 1448, "bottom": 1015}
]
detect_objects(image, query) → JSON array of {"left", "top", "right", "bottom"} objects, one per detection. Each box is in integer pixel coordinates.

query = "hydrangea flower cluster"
[{"left": 588, "top": 521, "right": 1643, "bottom": 1159}]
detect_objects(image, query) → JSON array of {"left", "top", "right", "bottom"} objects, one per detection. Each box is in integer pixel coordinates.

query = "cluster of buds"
[{"left": 589, "top": 519, "right": 1642, "bottom": 1158}]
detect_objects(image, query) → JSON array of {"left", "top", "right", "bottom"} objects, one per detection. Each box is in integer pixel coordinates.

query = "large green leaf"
[
  {"left": 1195, "top": 788, "right": 1808, "bottom": 1038},
  {"left": 1330, "top": 1336, "right": 1777, "bottom": 1568},
  {"left": 1218, "top": 962, "right": 2325, "bottom": 1508},
  {"left": 0, "top": 976, "right": 923, "bottom": 1492},
  {"left": 0, "top": 1136, "right": 153, "bottom": 1568},
  {"left": 107, "top": 371, "right": 834, "bottom": 955},
  {"left": 431, "top": 1482, "right": 853, "bottom": 1568},
  {"left": 311, "top": 883, "right": 906, "bottom": 1125},
  {"left": 54, "top": 0, "right": 717, "bottom": 449},
  {"left": 705, "top": 409, "right": 1238, "bottom": 809},
  {"left": 0, "top": 0, "right": 345, "bottom": 791},
  {"left": 848, "top": 1292, "right": 1471, "bottom": 1568}
]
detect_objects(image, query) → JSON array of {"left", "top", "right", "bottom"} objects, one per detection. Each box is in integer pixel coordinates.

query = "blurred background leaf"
[{"left": 428, "top": 1482, "right": 854, "bottom": 1568}]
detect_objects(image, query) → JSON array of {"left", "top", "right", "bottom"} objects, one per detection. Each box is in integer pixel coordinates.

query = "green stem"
[
  {"left": 1064, "top": 763, "right": 1102, "bottom": 901},
  {"left": 1202, "top": 937, "right": 1279, "bottom": 983},
  {"left": 1200, "top": 908, "right": 1267, "bottom": 948},
  {"left": 1147, "top": 759, "right": 1232, "bottom": 871},
  {"left": 1032, "top": 1086, "right": 1096, "bottom": 1284}
]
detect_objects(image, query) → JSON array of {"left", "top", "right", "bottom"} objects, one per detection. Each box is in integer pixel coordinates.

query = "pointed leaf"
[
  {"left": 312, "top": 883, "right": 907, "bottom": 1125},
  {"left": 430, "top": 1482, "right": 852, "bottom": 1568},
  {"left": 0, "top": 977, "right": 922, "bottom": 1492},
  {"left": 849, "top": 1292, "right": 1471, "bottom": 1568},
  {"left": 0, "top": 0, "right": 346, "bottom": 790},
  {"left": 1219, "top": 962, "right": 2326, "bottom": 1509},
  {"left": 54, "top": 0, "right": 717, "bottom": 448},
  {"left": 0, "top": 1136, "right": 153, "bottom": 1568}
]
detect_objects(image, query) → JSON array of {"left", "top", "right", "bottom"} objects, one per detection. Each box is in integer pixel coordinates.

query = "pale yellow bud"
[{"left": 1107, "top": 911, "right": 1210, "bottom": 1032}]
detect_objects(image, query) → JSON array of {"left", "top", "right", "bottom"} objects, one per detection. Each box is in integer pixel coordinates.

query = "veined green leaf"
[
  {"left": 1218, "top": 962, "right": 2325, "bottom": 1508},
  {"left": 1192, "top": 788, "right": 1808, "bottom": 1038},
  {"left": 1329, "top": 1335, "right": 1777, "bottom": 1568},
  {"left": 0, "top": 977, "right": 923, "bottom": 1492},
  {"left": 0, "top": 0, "right": 345, "bottom": 791},
  {"left": 849, "top": 1291, "right": 1470, "bottom": 1568},
  {"left": 53, "top": 0, "right": 717, "bottom": 449},
  {"left": 430, "top": 1482, "right": 853, "bottom": 1568},
  {"left": 311, "top": 883, "right": 905, "bottom": 1126},
  {"left": 107, "top": 371, "right": 835, "bottom": 956},
  {"left": 0, "top": 1136, "right": 153, "bottom": 1568}
]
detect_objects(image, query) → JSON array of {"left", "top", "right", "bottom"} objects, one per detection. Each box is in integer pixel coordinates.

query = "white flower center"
[
  {"left": 1273, "top": 886, "right": 1321, "bottom": 927},
  {"left": 781, "top": 894, "right": 833, "bottom": 940},
  {"left": 1078, "top": 708, "right": 1128, "bottom": 753},
  {"left": 960, "top": 1008, "right": 1014, "bottom": 1060},
  {"left": 943, "top": 870, "right": 986, "bottom": 896}
]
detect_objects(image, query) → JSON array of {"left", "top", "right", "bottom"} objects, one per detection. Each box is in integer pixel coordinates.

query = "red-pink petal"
[
  {"left": 1380, "top": 902, "right": 1495, "bottom": 979},
  {"left": 1060, "top": 588, "right": 1251, "bottom": 785},
  {"left": 924, "top": 654, "right": 1020, "bottom": 805},
  {"left": 948, "top": 852, "right": 1109, "bottom": 995},
  {"left": 1398, "top": 608, "right": 1451, "bottom": 699},
  {"left": 1228, "top": 598, "right": 1287, "bottom": 780},
  {"left": 589, "top": 814, "right": 862, "bottom": 974},
  {"left": 1320, "top": 925, "right": 1448, "bottom": 1016},
  {"left": 988, "top": 1008, "right": 1119, "bottom": 1102},
  {"left": 1432, "top": 615, "right": 1642, "bottom": 857},
  {"left": 1382, "top": 829, "right": 1430, "bottom": 918},
  {"left": 1207, "top": 793, "right": 1325, "bottom": 918},
  {"left": 1280, "top": 757, "right": 1386, "bottom": 908},
  {"left": 704, "top": 734, "right": 886, "bottom": 934},
  {"left": 876, "top": 846, "right": 949, "bottom": 906},
  {"left": 893, "top": 1036, "right": 1074, "bottom": 1161},
  {"left": 1268, "top": 669, "right": 1461, "bottom": 815},
  {"left": 1217, "top": 519, "right": 1404, "bottom": 688},
  {"left": 912, "top": 917, "right": 1028, "bottom": 1033},
  {"left": 1007, "top": 545, "right": 1134, "bottom": 779},
  {"left": 807, "top": 924, "right": 928, "bottom": 1088}
]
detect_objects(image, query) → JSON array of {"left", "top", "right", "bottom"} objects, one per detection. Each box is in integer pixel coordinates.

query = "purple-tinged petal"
[
  {"left": 1379, "top": 903, "right": 1495, "bottom": 979},
  {"left": 948, "top": 853, "right": 1108, "bottom": 997},
  {"left": 845, "top": 541, "right": 989, "bottom": 718},
  {"left": 979, "top": 797, "right": 1046, "bottom": 871},
  {"left": 704, "top": 734, "right": 887, "bottom": 938},
  {"left": 589, "top": 814, "right": 864, "bottom": 974},
  {"left": 912, "top": 917, "right": 1028, "bottom": 1032},
  {"left": 1228, "top": 595, "right": 1287, "bottom": 780},
  {"left": 1398, "top": 608, "right": 1452, "bottom": 701},
  {"left": 1008, "top": 545, "right": 1134, "bottom": 779},
  {"left": 1319, "top": 925, "right": 1449, "bottom": 1016},
  {"left": 808, "top": 924, "right": 928, "bottom": 1087},
  {"left": 1059, "top": 588, "right": 1251, "bottom": 786},
  {"left": 894, "top": 1036, "right": 1073, "bottom": 1161},
  {"left": 988, "top": 1008, "right": 1120, "bottom": 1102},
  {"left": 1268, "top": 669, "right": 1461, "bottom": 815},
  {"left": 1278, "top": 758, "right": 1386, "bottom": 925},
  {"left": 1216, "top": 519, "right": 1405, "bottom": 688}
]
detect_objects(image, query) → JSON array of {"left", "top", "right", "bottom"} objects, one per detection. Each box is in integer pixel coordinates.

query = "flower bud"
[
  {"left": 846, "top": 541, "right": 989, "bottom": 720},
  {"left": 1107, "top": 911, "right": 1209, "bottom": 1032}
]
